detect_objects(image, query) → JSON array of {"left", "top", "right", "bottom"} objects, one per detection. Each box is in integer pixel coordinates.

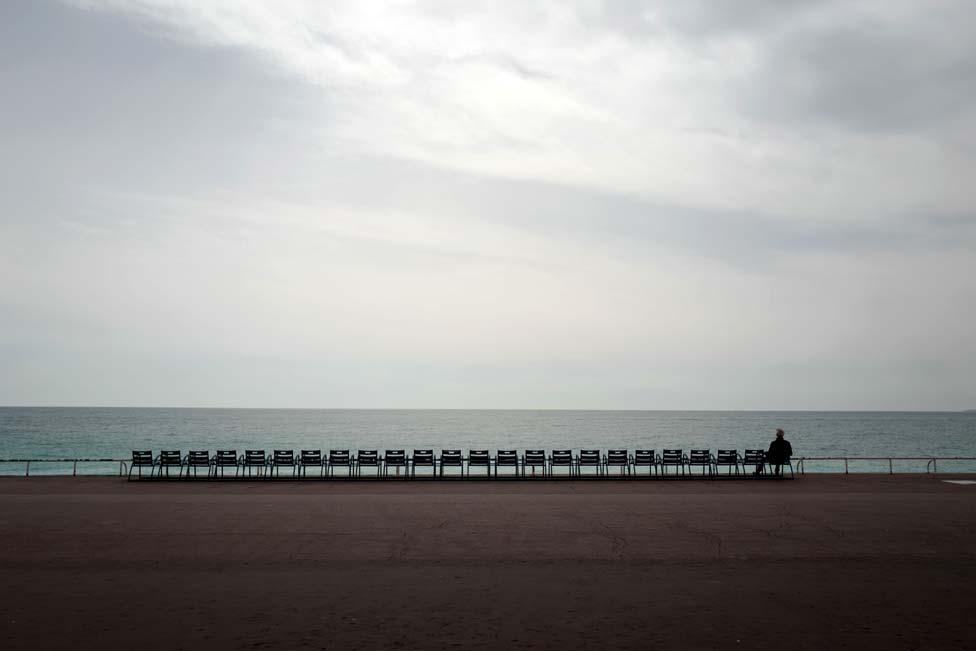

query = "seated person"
[{"left": 755, "top": 429, "right": 793, "bottom": 476}]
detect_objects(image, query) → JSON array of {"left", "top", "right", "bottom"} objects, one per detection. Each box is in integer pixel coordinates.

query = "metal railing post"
[
  {"left": 888, "top": 458, "right": 893, "bottom": 475},
  {"left": 25, "top": 460, "right": 30, "bottom": 477},
  {"left": 844, "top": 458, "right": 848, "bottom": 475},
  {"left": 73, "top": 460, "right": 78, "bottom": 477}
]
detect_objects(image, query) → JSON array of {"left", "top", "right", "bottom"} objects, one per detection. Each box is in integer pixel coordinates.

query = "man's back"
[{"left": 767, "top": 437, "right": 792, "bottom": 463}]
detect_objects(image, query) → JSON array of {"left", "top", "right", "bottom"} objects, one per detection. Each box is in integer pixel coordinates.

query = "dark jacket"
[{"left": 767, "top": 438, "right": 793, "bottom": 464}]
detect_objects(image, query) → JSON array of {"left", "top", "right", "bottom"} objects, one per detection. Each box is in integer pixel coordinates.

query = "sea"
[{"left": 1, "top": 407, "right": 974, "bottom": 475}]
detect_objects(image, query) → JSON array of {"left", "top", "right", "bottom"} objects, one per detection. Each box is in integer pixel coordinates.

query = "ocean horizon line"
[{"left": 1, "top": 405, "right": 972, "bottom": 414}]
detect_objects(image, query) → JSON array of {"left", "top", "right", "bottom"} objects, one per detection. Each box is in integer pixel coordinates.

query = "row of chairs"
[{"left": 128, "top": 449, "right": 792, "bottom": 480}]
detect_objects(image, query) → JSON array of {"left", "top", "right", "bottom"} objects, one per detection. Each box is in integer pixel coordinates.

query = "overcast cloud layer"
[{"left": 1, "top": 0, "right": 974, "bottom": 409}]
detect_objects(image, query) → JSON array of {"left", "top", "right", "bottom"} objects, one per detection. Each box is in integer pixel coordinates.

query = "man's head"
[{"left": 776, "top": 429, "right": 785, "bottom": 438}]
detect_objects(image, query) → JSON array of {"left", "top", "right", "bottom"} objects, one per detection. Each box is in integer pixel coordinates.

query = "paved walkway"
[{"left": 1, "top": 475, "right": 974, "bottom": 650}]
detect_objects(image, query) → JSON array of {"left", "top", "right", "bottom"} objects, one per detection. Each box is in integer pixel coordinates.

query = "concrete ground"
[{"left": 1, "top": 475, "right": 974, "bottom": 650}]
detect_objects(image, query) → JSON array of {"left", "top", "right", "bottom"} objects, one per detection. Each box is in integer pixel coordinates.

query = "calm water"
[{"left": 1, "top": 407, "right": 975, "bottom": 474}]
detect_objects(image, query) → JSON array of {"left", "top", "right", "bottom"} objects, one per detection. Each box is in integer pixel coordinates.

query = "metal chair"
[
  {"left": 522, "top": 450, "right": 547, "bottom": 478},
  {"left": 270, "top": 450, "right": 296, "bottom": 479},
  {"left": 577, "top": 449, "right": 603, "bottom": 477},
  {"left": 632, "top": 449, "right": 657, "bottom": 477},
  {"left": 714, "top": 450, "right": 740, "bottom": 476},
  {"left": 494, "top": 450, "right": 520, "bottom": 478},
  {"left": 157, "top": 450, "right": 184, "bottom": 479},
  {"left": 242, "top": 450, "right": 267, "bottom": 479},
  {"left": 767, "top": 453, "right": 795, "bottom": 479},
  {"left": 467, "top": 450, "right": 491, "bottom": 478},
  {"left": 213, "top": 450, "right": 239, "bottom": 479},
  {"left": 328, "top": 450, "right": 352, "bottom": 478},
  {"left": 383, "top": 450, "right": 408, "bottom": 478},
  {"left": 299, "top": 450, "right": 323, "bottom": 478},
  {"left": 128, "top": 450, "right": 156, "bottom": 480},
  {"left": 660, "top": 449, "right": 685, "bottom": 477},
  {"left": 184, "top": 450, "right": 211, "bottom": 479},
  {"left": 439, "top": 450, "right": 463, "bottom": 478},
  {"left": 549, "top": 450, "right": 575, "bottom": 477},
  {"left": 411, "top": 450, "right": 435, "bottom": 478},
  {"left": 605, "top": 449, "right": 631, "bottom": 477},
  {"left": 686, "top": 449, "right": 713, "bottom": 477},
  {"left": 741, "top": 450, "right": 766, "bottom": 476},
  {"left": 356, "top": 450, "right": 380, "bottom": 477}
]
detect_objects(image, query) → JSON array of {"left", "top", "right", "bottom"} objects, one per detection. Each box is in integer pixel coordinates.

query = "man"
[{"left": 763, "top": 428, "right": 793, "bottom": 477}]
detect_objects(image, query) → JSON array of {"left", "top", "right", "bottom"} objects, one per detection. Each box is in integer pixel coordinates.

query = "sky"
[{"left": 1, "top": 0, "right": 975, "bottom": 410}]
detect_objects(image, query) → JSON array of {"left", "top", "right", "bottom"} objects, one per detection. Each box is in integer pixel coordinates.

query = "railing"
[
  {"left": 0, "top": 458, "right": 128, "bottom": 477},
  {"left": 795, "top": 456, "right": 976, "bottom": 475},
  {"left": 1, "top": 456, "right": 975, "bottom": 478}
]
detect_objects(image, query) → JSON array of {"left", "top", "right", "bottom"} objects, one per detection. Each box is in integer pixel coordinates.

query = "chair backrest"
[
  {"left": 606, "top": 449, "right": 629, "bottom": 465},
  {"left": 385, "top": 450, "right": 407, "bottom": 465},
  {"left": 551, "top": 450, "right": 573, "bottom": 465},
  {"left": 495, "top": 450, "right": 518, "bottom": 465},
  {"left": 244, "top": 450, "right": 266, "bottom": 465},
  {"left": 468, "top": 450, "right": 490, "bottom": 465},
  {"left": 440, "top": 450, "right": 462, "bottom": 465},
  {"left": 357, "top": 450, "right": 379, "bottom": 465},
  {"left": 716, "top": 449, "right": 738, "bottom": 464},
  {"left": 159, "top": 450, "right": 182, "bottom": 465},
  {"left": 579, "top": 449, "right": 601, "bottom": 465},
  {"left": 743, "top": 449, "right": 766, "bottom": 463},
  {"left": 187, "top": 450, "right": 210, "bottom": 466},
  {"left": 329, "top": 450, "right": 351, "bottom": 464},
  {"left": 523, "top": 449, "right": 546, "bottom": 465},
  {"left": 273, "top": 450, "right": 294, "bottom": 464},
  {"left": 301, "top": 450, "right": 322, "bottom": 464},
  {"left": 633, "top": 449, "right": 656, "bottom": 465},
  {"left": 215, "top": 450, "right": 238, "bottom": 466},
  {"left": 689, "top": 450, "right": 711, "bottom": 464},
  {"left": 662, "top": 449, "right": 683, "bottom": 464},
  {"left": 131, "top": 450, "right": 154, "bottom": 466},
  {"left": 412, "top": 449, "right": 435, "bottom": 465}
]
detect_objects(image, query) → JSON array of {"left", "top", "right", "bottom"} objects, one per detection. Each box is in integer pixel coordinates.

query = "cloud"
[
  {"left": 0, "top": 0, "right": 974, "bottom": 408},
  {"left": 60, "top": 0, "right": 976, "bottom": 220}
]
